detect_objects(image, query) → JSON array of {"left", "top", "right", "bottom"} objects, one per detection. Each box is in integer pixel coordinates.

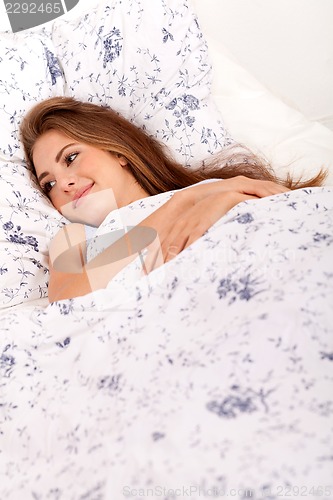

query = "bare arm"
[
  {"left": 142, "top": 189, "right": 258, "bottom": 272},
  {"left": 47, "top": 177, "right": 289, "bottom": 301},
  {"left": 141, "top": 176, "right": 289, "bottom": 269},
  {"left": 48, "top": 223, "right": 139, "bottom": 302},
  {"left": 48, "top": 224, "right": 91, "bottom": 301}
]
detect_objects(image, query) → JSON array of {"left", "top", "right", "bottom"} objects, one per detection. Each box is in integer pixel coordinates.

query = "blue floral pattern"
[
  {"left": 3, "top": 222, "right": 39, "bottom": 251},
  {"left": 0, "top": 186, "right": 332, "bottom": 497},
  {"left": 0, "top": 30, "right": 64, "bottom": 161},
  {"left": 0, "top": 0, "right": 333, "bottom": 495},
  {"left": 0, "top": 0, "right": 232, "bottom": 308},
  {"left": 44, "top": 47, "right": 63, "bottom": 85},
  {"left": 0, "top": 163, "right": 65, "bottom": 307},
  {"left": 0, "top": 30, "right": 65, "bottom": 306},
  {"left": 102, "top": 28, "right": 123, "bottom": 67},
  {"left": 51, "top": 0, "right": 232, "bottom": 164}
]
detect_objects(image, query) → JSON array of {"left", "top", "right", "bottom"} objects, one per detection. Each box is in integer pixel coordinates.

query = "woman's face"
[{"left": 32, "top": 130, "right": 148, "bottom": 226}]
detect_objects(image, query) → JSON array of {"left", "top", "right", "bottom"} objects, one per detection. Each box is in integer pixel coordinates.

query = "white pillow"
[
  {"left": 0, "top": 162, "right": 64, "bottom": 308},
  {"left": 0, "top": 30, "right": 64, "bottom": 162},
  {"left": 0, "top": 0, "right": 230, "bottom": 308},
  {"left": 50, "top": 0, "right": 232, "bottom": 165},
  {"left": 0, "top": 31, "right": 66, "bottom": 307},
  {"left": 197, "top": 29, "right": 333, "bottom": 185}
]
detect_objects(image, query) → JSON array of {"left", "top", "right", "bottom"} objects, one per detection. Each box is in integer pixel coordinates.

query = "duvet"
[{"left": 1, "top": 187, "right": 333, "bottom": 499}]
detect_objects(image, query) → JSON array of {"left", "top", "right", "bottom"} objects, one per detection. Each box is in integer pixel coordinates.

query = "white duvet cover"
[{"left": 1, "top": 187, "right": 332, "bottom": 499}]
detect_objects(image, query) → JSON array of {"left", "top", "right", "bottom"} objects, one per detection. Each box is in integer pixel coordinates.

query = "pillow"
[
  {"left": 188, "top": 0, "right": 333, "bottom": 186},
  {"left": 0, "top": 30, "right": 64, "bottom": 162},
  {"left": 0, "top": 161, "right": 65, "bottom": 308},
  {"left": 0, "top": 0, "right": 229, "bottom": 308},
  {"left": 0, "top": 30, "right": 66, "bottom": 308},
  {"left": 50, "top": 0, "right": 232, "bottom": 165},
  {"left": 206, "top": 36, "right": 333, "bottom": 185}
]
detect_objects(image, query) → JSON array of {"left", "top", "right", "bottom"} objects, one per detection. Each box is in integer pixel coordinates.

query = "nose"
[{"left": 58, "top": 173, "right": 77, "bottom": 192}]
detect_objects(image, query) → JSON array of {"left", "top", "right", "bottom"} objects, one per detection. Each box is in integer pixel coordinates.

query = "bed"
[{"left": 1, "top": 0, "right": 332, "bottom": 498}]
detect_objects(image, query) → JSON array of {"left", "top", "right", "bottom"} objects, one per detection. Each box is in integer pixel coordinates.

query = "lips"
[{"left": 73, "top": 183, "right": 94, "bottom": 208}]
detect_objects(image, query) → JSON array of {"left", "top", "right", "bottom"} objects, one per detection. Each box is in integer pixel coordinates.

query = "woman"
[{"left": 20, "top": 97, "right": 325, "bottom": 302}]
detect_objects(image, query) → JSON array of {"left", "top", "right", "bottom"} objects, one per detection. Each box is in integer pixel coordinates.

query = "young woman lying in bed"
[{"left": 20, "top": 97, "right": 325, "bottom": 302}]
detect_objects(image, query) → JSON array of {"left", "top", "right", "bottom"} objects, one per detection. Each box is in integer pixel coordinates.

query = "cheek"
[{"left": 49, "top": 192, "right": 64, "bottom": 213}]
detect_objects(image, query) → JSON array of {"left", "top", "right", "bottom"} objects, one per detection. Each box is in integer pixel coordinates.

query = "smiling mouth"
[{"left": 73, "top": 183, "right": 94, "bottom": 208}]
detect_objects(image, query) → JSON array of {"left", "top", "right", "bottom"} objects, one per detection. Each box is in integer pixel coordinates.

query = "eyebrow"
[
  {"left": 55, "top": 143, "right": 76, "bottom": 163},
  {"left": 37, "top": 143, "right": 77, "bottom": 184}
]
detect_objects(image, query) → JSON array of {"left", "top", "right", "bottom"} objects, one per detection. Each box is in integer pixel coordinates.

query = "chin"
[{"left": 60, "top": 188, "right": 118, "bottom": 226}]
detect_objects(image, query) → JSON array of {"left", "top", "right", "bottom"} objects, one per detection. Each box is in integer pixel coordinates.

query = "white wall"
[
  {"left": 192, "top": 0, "right": 333, "bottom": 130},
  {"left": 1, "top": 0, "right": 332, "bottom": 130}
]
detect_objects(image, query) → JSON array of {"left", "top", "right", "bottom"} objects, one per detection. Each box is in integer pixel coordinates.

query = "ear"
[{"left": 117, "top": 154, "right": 128, "bottom": 167}]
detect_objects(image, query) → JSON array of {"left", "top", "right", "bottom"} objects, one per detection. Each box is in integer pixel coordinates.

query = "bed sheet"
[
  {"left": 1, "top": 0, "right": 333, "bottom": 497},
  {"left": 1, "top": 187, "right": 333, "bottom": 499}
]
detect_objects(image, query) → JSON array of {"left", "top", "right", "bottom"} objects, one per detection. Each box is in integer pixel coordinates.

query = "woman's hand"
[
  {"left": 47, "top": 177, "right": 288, "bottom": 300},
  {"left": 142, "top": 177, "right": 289, "bottom": 272},
  {"left": 178, "top": 176, "right": 289, "bottom": 204},
  {"left": 142, "top": 190, "right": 257, "bottom": 273}
]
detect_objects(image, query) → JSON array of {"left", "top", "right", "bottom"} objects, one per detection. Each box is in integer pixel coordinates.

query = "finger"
[
  {"left": 164, "top": 245, "right": 180, "bottom": 263},
  {"left": 164, "top": 238, "right": 189, "bottom": 262},
  {"left": 250, "top": 180, "right": 290, "bottom": 197},
  {"left": 235, "top": 177, "right": 289, "bottom": 198},
  {"left": 182, "top": 229, "right": 205, "bottom": 250},
  {"left": 142, "top": 238, "right": 164, "bottom": 274},
  {"left": 162, "top": 231, "right": 189, "bottom": 263}
]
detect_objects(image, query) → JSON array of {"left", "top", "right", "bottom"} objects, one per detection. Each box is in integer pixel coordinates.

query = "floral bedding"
[
  {"left": 1, "top": 187, "right": 332, "bottom": 499},
  {"left": 0, "top": 0, "right": 231, "bottom": 308}
]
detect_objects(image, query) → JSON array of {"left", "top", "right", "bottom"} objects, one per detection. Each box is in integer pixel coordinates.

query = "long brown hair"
[{"left": 20, "top": 96, "right": 326, "bottom": 193}]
